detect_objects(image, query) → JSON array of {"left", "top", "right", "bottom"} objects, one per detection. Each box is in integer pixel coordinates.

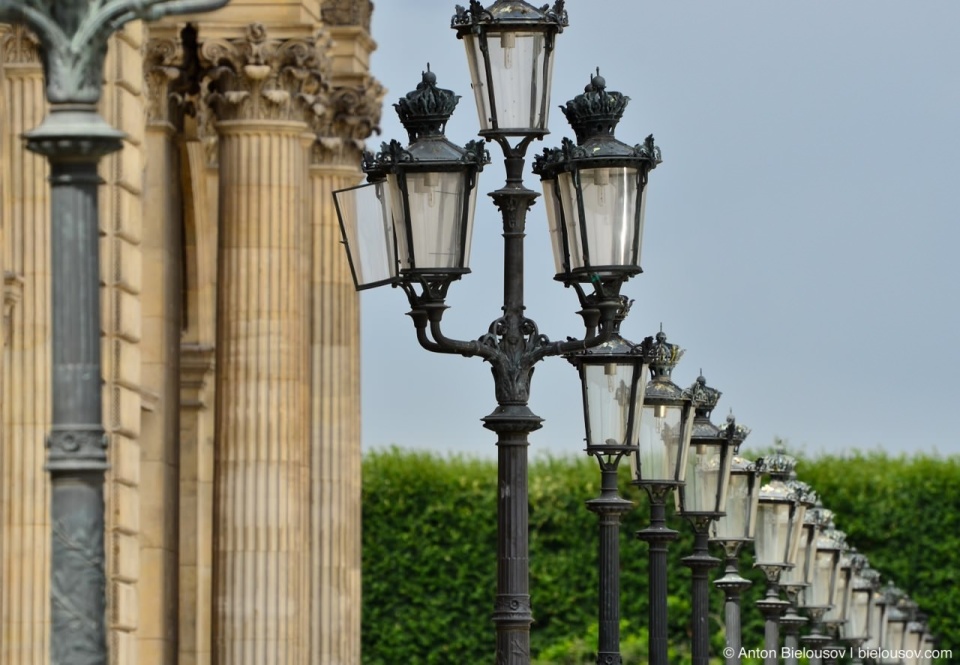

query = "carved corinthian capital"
[
  {"left": 322, "top": 0, "right": 374, "bottom": 30},
  {"left": 144, "top": 36, "right": 185, "bottom": 125},
  {"left": 200, "top": 23, "right": 329, "bottom": 124},
  {"left": 311, "top": 80, "right": 385, "bottom": 165},
  {"left": 0, "top": 24, "right": 41, "bottom": 65}
]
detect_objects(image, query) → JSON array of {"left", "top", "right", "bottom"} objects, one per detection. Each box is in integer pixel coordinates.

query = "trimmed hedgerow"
[{"left": 362, "top": 447, "right": 958, "bottom": 664}]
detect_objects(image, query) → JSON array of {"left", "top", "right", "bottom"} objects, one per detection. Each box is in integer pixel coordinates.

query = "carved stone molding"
[
  {"left": 180, "top": 343, "right": 215, "bottom": 410},
  {"left": 322, "top": 0, "right": 373, "bottom": 30},
  {"left": 311, "top": 80, "right": 384, "bottom": 166},
  {"left": 0, "top": 24, "right": 41, "bottom": 66},
  {"left": 199, "top": 23, "right": 329, "bottom": 125},
  {"left": 143, "top": 35, "right": 185, "bottom": 126}
]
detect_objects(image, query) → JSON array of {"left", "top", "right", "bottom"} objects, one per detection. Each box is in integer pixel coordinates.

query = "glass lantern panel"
[
  {"left": 864, "top": 595, "right": 885, "bottom": 649},
  {"left": 556, "top": 171, "right": 585, "bottom": 270},
  {"left": 844, "top": 591, "right": 871, "bottom": 639},
  {"left": 787, "top": 503, "right": 807, "bottom": 565},
  {"left": 575, "top": 166, "right": 641, "bottom": 269},
  {"left": 391, "top": 171, "right": 474, "bottom": 271},
  {"left": 333, "top": 181, "right": 397, "bottom": 289},
  {"left": 683, "top": 443, "right": 724, "bottom": 513},
  {"left": 462, "top": 30, "right": 553, "bottom": 133},
  {"left": 885, "top": 621, "right": 905, "bottom": 651},
  {"left": 541, "top": 179, "right": 566, "bottom": 274},
  {"left": 805, "top": 548, "right": 837, "bottom": 608},
  {"left": 754, "top": 500, "right": 791, "bottom": 566},
  {"left": 712, "top": 471, "right": 749, "bottom": 540},
  {"left": 635, "top": 403, "right": 683, "bottom": 483},
  {"left": 582, "top": 362, "right": 644, "bottom": 448},
  {"left": 783, "top": 524, "right": 813, "bottom": 586},
  {"left": 824, "top": 567, "right": 851, "bottom": 622}
]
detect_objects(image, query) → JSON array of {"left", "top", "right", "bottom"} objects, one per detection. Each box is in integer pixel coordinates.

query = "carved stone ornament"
[
  {"left": 0, "top": 23, "right": 41, "bottom": 65},
  {"left": 311, "top": 78, "right": 385, "bottom": 164},
  {"left": 144, "top": 35, "right": 185, "bottom": 125},
  {"left": 200, "top": 23, "right": 330, "bottom": 124},
  {"left": 321, "top": 0, "right": 373, "bottom": 30}
]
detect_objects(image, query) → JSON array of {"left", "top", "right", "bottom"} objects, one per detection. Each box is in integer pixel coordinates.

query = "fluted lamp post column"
[
  {"left": 570, "top": 319, "right": 651, "bottom": 665},
  {"left": 711, "top": 453, "right": 760, "bottom": 665},
  {"left": 753, "top": 448, "right": 808, "bottom": 665},
  {"left": 0, "top": 2, "right": 227, "bottom": 663},
  {"left": 676, "top": 377, "right": 742, "bottom": 665},
  {"left": 335, "top": 5, "right": 667, "bottom": 662},
  {"left": 630, "top": 331, "right": 696, "bottom": 665}
]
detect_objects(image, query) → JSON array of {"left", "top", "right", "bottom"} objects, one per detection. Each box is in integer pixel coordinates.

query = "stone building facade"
[{"left": 0, "top": 1, "right": 381, "bottom": 663}]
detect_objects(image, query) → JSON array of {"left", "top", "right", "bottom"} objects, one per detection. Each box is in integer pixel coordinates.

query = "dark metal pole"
[
  {"left": 637, "top": 485, "right": 678, "bottom": 665},
  {"left": 756, "top": 565, "right": 790, "bottom": 665},
  {"left": 586, "top": 457, "right": 633, "bottom": 665},
  {"left": 714, "top": 541, "right": 751, "bottom": 665},
  {"left": 801, "top": 608, "right": 831, "bottom": 665},
  {"left": 26, "top": 106, "right": 121, "bottom": 665},
  {"left": 684, "top": 519, "right": 721, "bottom": 665},
  {"left": 781, "top": 587, "right": 808, "bottom": 665}
]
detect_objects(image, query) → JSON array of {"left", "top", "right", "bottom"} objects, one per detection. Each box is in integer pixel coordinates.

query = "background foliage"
[{"left": 362, "top": 448, "right": 958, "bottom": 664}]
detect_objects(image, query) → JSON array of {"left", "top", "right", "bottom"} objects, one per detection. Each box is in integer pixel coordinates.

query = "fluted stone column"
[
  {"left": 201, "top": 23, "right": 321, "bottom": 664},
  {"left": 0, "top": 25, "right": 51, "bottom": 664}
]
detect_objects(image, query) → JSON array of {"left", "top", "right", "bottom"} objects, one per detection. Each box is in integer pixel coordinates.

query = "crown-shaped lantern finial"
[
  {"left": 559, "top": 68, "right": 631, "bottom": 144},
  {"left": 756, "top": 443, "right": 797, "bottom": 481},
  {"left": 686, "top": 374, "right": 721, "bottom": 418},
  {"left": 646, "top": 330, "right": 684, "bottom": 384},
  {"left": 724, "top": 412, "right": 751, "bottom": 449},
  {"left": 393, "top": 65, "right": 461, "bottom": 143}
]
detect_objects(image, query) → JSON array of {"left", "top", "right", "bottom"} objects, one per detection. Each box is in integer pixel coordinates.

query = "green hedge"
[{"left": 362, "top": 448, "right": 959, "bottom": 664}]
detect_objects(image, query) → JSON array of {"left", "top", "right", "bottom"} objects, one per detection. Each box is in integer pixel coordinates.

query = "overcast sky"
[{"left": 357, "top": 1, "right": 960, "bottom": 460}]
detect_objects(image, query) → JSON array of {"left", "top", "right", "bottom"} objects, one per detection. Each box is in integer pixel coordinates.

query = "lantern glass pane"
[
  {"left": 333, "top": 181, "right": 396, "bottom": 289},
  {"left": 682, "top": 443, "right": 728, "bottom": 514},
  {"left": 388, "top": 172, "right": 475, "bottom": 271},
  {"left": 754, "top": 500, "right": 791, "bottom": 566},
  {"left": 556, "top": 171, "right": 585, "bottom": 270},
  {"left": 885, "top": 621, "right": 905, "bottom": 651},
  {"left": 844, "top": 590, "right": 871, "bottom": 639},
  {"left": 783, "top": 523, "right": 814, "bottom": 585},
  {"left": 542, "top": 178, "right": 566, "bottom": 274},
  {"left": 804, "top": 548, "right": 837, "bottom": 608},
  {"left": 462, "top": 30, "right": 553, "bottom": 133},
  {"left": 824, "top": 567, "right": 851, "bottom": 622},
  {"left": 635, "top": 403, "right": 684, "bottom": 483},
  {"left": 712, "top": 470, "right": 750, "bottom": 540},
  {"left": 582, "top": 362, "right": 645, "bottom": 448},
  {"left": 787, "top": 504, "right": 807, "bottom": 565},
  {"left": 864, "top": 594, "right": 885, "bottom": 649}
]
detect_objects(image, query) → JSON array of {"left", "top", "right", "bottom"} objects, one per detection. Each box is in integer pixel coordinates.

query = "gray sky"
[{"left": 358, "top": 1, "right": 960, "bottom": 460}]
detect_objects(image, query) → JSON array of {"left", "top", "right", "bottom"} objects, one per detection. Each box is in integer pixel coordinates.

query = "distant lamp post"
[
  {"left": 882, "top": 594, "right": 911, "bottom": 664},
  {"left": 632, "top": 331, "right": 695, "bottom": 665},
  {"left": 0, "top": 1, "right": 229, "bottom": 663},
  {"left": 863, "top": 580, "right": 891, "bottom": 656},
  {"left": 903, "top": 614, "right": 927, "bottom": 665},
  {"left": 780, "top": 481, "right": 820, "bottom": 665},
  {"left": 842, "top": 565, "right": 880, "bottom": 665},
  {"left": 677, "top": 378, "right": 739, "bottom": 665},
  {"left": 802, "top": 522, "right": 847, "bottom": 664},
  {"left": 571, "top": 321, "right": 650, "bottom": 664},
  {"left": 823, "top": 549, "right": 865, "bottom": 663},
  {"left": 753, "top": 448, "right": 807, "bottom": 665},
  {"left": 711, "top": 453, "right": 760, "bottom": 665}
]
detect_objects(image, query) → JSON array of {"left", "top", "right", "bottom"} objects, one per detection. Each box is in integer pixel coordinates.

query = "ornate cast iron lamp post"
[
  {"left": 753, "top": 448, "right": 807, "bottom": 665},
  {"left": 711, "top": 452, "right": 760, "bottom": 665},
  {"left": 0, "top": 1, "right": 227, "bottom": 663},
  {"left": 570, "top": 321, "right": 651, "bottom": 664},
  {"left": 335, "top": 4, "right": 664, "bottom": 662},
  {"left": 676, "top": 378, "right": 742, "bottom": 665},
  {"left": 843, "top": 565, "right": 881, "bottom": 665},
  {"left": 630, "top": 331, "right": 695, "bottom": 665},
  {"left": 780, "top": 477, "right": 820, "bottom": 665}
]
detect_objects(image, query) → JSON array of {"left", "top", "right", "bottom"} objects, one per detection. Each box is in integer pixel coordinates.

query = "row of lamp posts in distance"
[{"left": 333, "top": 1, "right": 939, "bottom": 664}]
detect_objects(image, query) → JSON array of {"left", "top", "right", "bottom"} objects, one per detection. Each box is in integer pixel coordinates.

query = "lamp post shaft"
[
  {"left": 587, "top": 460, "right": 633, "bottom": 665},
  {"left": 715, "top": 541, "right": 752, "bottom": 665},
  {"left": 637, "top": 487, "right": 678, "bottom": 665},
  {"left": 684, "top": 522, "right": 721, "bottom": 665}
]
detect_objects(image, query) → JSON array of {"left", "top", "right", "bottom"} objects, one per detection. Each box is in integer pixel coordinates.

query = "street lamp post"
[
  {"left": 571, "top": 322, "right": 651, "bottom": 664},
  {"left": 0, "top": 1, "right": 228, "bottom": 663},
  {"left": 753, "top": 448, "right": 807, "bottom": 665},
  {"left": 711, "top": 453, "right": 760, "bottom": 665},
  {"left": 676, "top": 378, "right": 741, "bottom": 665},
  {"left": 802, "top": 521, "right": 847, "bottom": 665},
  {"left": 780, "top": 478, "right": 819, "bottom": 665},
  {"left": 335, "top": 3, "right": 665, "bottom": 662},
  {"left": 631, "top": 331, "right": 696, "bottom": 665},
  {"left": 843, "top": 565, "right": 881, "bottom": 665}
]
